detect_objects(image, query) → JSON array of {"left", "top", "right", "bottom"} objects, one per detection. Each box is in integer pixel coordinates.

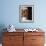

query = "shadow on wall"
[{"left": 0, "top": 24, "right": 7, "bottom": 43}]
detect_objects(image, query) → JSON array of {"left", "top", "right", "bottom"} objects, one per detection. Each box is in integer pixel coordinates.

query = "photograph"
[{"left": 19, "top": 5, "right": 34, "bottom": 22}]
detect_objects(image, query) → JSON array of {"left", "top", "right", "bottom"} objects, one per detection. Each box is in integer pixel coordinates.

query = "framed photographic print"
[{"left": 19, "top": 5, "right": 34, "bottom": 23}]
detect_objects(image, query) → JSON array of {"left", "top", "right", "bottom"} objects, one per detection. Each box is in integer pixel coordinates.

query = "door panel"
[{"left": 3, "top": 32, "right": 23, "bottom": 46}]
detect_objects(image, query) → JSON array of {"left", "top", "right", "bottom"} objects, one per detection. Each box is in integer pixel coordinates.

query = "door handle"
[{"left": 32, "top": 39, "right": 36, "bottom": 40}]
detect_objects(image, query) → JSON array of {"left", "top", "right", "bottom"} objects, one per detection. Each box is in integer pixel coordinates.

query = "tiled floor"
[
  {"left": 44, "top": 44, "right": 46, "bottom": 46},
  {"left": 0, "top": 44, "right": 2, "bottom": 46}
]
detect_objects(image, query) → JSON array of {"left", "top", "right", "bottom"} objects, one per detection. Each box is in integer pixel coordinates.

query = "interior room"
[{"left": 0, "top": 0, "right": 46, "bottom": 46}]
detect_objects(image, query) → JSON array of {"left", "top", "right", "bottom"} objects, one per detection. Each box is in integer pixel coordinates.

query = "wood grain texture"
[
  {"left": 24, "top": 32, "right": 45, "bottom": 46},
  {"left": 2, "top": 31, "right": 45, "bottom": 46},
  {"left": 3, "top": 32, "right": 23, "bottom": 46}
]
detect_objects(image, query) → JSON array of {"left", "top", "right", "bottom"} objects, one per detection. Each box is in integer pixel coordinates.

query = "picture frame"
[{"left": 19, "top": 5, "right": 34, "bottom": 23}]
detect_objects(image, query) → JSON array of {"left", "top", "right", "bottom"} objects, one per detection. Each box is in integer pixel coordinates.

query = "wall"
[{"left": 0, "top": 0, "right": 46, "bottom": 29}]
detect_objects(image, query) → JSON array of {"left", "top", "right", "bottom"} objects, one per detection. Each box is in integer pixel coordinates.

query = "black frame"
[{"left": 19, "top": 5, "right": 34, "bottom": 23}]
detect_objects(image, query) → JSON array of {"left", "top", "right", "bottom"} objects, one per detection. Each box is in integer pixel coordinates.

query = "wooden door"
[
  {"left": 2, "top": 32, "right": 23, "bottom": 46},
  {"left": 32, "top": 35, "right": 45, "bottom": 46},
  {"left": 24, "top": 32, "right": 32, "bottom": 46},
  {"left": 24, "top": 32, "right": 45, "bottom": 46}
]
